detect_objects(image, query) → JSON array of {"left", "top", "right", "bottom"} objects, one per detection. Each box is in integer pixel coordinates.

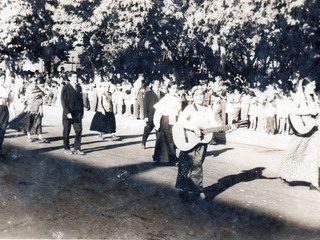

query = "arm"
[
  {"left": 153, "top": 107, "right": 162, "bottom": 131},
  {"left": 61, "top": 86, "right": 72, "bottom": 115},
  {"left": 177, "top": 106, "right": 202, "bottom": 137}
]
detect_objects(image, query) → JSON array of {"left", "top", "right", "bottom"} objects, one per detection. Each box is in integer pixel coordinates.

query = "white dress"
[{"left": 279, "top": 98, "right": 320, "bottom": 187}]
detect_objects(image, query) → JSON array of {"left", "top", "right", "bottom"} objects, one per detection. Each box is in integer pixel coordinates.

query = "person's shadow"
[{"left": 204, "top": 167, "right": 277, "bottom": 201}]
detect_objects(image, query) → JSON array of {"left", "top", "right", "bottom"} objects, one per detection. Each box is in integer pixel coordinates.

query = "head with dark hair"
[
  {"left": 167, "top": 80, "right": 177, "bottom": 89},
  {"left": 67, "top": 71, "right": 78, "bottom": 85},
  {"left": 67, "top": 71, "right": 77, "bottom": 80},
  {"left": 167, "top": 81, "right": 178, "bottom": 95},
  {"left": 0, "top": 73, "right": 5, "bottom": 85}
]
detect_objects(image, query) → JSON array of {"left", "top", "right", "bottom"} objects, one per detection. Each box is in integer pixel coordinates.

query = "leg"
[
  {"left": 140, "top": 102, "right": 145, "bottom": 119},
  {"left": 73, "top": 121, "right": 83, "bottom": 151},
  {"left": 142, "top": 121, "right": 154, "bottom": 146},
  {"left": 134, "top": 101, "right": 140, "bottom": 119},
  {"left": 0, "top": 106, "right": 9, "bottom": 158},
  {"left": 63, "top": 118, "right": 72, "bottom": 150},
  {"left": 176, "top": 144, "right": 207, "bottom": 194}
]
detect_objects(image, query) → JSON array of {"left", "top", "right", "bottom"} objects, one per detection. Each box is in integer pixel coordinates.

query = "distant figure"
[
  {"left": 133, "top": 74, "right": 145, "bottom": 119},
  {"left": 23, "top": 75, "right": 49, "bottom": 143},
  {"left": 61, "top": 72, "right": 85, "bottom": 155},
  {"left": 0, "top": 73, "right": 9, "bottom": 161}
]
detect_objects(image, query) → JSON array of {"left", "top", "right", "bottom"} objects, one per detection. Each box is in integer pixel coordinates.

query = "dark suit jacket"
[
  {"left": 61, "top": 83, "right": 84, "bottom": 122},
  {"left": 144, "top": 89, "right": 164, "bottom": 120}
]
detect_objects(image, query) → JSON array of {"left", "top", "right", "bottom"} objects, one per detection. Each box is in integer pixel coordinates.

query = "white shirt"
[{"left": 153, "top": 93, "right": 181, "bottom": 129}]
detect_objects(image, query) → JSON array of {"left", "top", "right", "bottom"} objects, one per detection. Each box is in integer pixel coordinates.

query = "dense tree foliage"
[{"left": 0, "top": 0, "right": 319, "bottom": 89}]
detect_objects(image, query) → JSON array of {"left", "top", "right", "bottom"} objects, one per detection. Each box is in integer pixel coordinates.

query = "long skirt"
[
  {"left": 90, "top": 111, "right": 116, "bottom": 134},
  {"left": 153, "top": 116, "right": 176, "bottom": 163},
  {"left": 175, "top": 144, "right": 207, "bottom": 193},
  {"left": 279, "top": 130, "right": 320, "bottom": 187}
]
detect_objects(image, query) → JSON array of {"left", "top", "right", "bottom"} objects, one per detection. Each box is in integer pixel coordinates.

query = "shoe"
[
  {"left": 152, "top": 155, "right": 158, "bottom": 162},
  {"left": 141, "top": 143, "right": 146, "bottom": 149},
  {"left": 64, "top": 149, "right": 74, "bottom": 155},
  {"left": 74, "top": 150, "right": 85, "bottom": 155},
  {"left": 98, "top": 135, "right": 104, "bottom": 141},
  {"left": 39, "top": 139, "right": 50, "bottom": 143},
  {"left": 110, "top": 135, "right": 120, "bottom": 141},
  {"left": 178, "top": 190, "right": 201, "bottom": 202}
]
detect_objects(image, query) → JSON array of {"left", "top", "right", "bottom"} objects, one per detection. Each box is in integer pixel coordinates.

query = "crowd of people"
[
  {"left": 0, "top": 70, "right": 308, "bottom": 138},
  {"left": 0, "top": 70, "right": 319, "bottom": 201}
]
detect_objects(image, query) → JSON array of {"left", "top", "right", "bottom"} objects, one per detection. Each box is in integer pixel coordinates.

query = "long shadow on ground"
[{"left": 0, "top": 144, "right": 319, "bottom": 239}]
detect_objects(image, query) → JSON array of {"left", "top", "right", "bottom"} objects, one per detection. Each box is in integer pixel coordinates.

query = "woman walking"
[{"left": 152, "top": 81, "right": 181, "bottom": 165}]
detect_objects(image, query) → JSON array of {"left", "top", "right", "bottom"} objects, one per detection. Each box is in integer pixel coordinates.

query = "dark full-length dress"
[
  {"left": 90, "top": 91, "right": 116, "bottom": 134},
  {"left": 153, "top": 116, "right": 176, "bottom": 163},
  {"left": 152, "top": 94, "right": 181, "bottom": 163}
]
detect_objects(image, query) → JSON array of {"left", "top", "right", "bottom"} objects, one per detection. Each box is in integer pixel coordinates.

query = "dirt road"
[{"left": 0, "top": 105, "right": 319, "bottom": 239}]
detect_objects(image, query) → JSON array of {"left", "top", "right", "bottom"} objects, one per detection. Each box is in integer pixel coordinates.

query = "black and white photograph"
[{"left": 0, "top": 0, "right": 320, "bottom": 239}]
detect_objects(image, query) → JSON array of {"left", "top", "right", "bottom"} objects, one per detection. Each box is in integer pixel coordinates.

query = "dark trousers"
[
  {"left": 63, "top": 118, "right": 82, "bottom": 150},
  {"left": 142, "top": 119, "right": 154, "bottom": 145}
]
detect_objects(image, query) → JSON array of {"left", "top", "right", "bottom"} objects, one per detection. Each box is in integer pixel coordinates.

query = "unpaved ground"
[{"left": 0, "top": 105, "right": 319, "bottom": 239}]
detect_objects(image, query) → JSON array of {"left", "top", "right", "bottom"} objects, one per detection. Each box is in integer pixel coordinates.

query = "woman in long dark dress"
[
  {"left": 152, "top": 81, "right": 181, "bottom": 165},
  {"left": 90, "top": 82, "right": 119, "bottom": 141}
]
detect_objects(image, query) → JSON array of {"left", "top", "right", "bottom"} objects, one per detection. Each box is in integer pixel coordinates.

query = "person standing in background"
[
  {"left": 141, "top": 80, "right": 163, "bottom": 149},
  {"left": 0, "top": 73, "right": 9, "bottom": 161},
  {"left": 90, "top": 79, "right": 119, "bottom": 141},
  {"left": 61, "top": 72, "right": 85, "bottom": 155},
  {"left": 23, "top": 74, "right": 49, "bottom": 143}
]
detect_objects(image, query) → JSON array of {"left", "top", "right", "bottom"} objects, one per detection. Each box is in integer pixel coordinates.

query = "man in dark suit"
[
  {"left": 61, "top": 71, "right": 85, "bottom": 155},
  {"left": 141, "top": 80, "right": 163, "bottom": 149}
]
